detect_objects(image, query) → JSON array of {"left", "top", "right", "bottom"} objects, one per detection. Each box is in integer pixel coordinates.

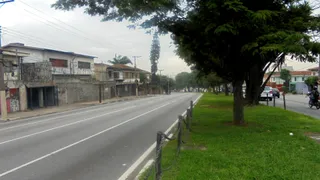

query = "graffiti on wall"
[
  {"left": 0, "top": 88, "right": 20, "bottom": 113},
  {"left": 9, "top": 88, "right": 20, "bottom": 112}
]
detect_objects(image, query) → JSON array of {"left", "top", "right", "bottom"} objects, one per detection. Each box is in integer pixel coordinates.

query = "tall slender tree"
[{"left": 150, "top": 31, "right": 161, "bottom": 84}]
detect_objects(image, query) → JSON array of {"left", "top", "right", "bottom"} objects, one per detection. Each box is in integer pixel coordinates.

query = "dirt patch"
[
  {"left": 305, "top": 132, "right": 320, "bottom": 144},
  {"left": 181, "top": 144, "right": 207, "bottom": 151}
]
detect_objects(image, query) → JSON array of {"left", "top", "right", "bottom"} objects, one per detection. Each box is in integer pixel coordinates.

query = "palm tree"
[{"left": 108, "top": 54, "right": 132, "bottom": 65}]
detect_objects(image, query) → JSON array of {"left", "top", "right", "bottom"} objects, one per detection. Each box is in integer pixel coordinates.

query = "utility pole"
[
  {"left": 0, "top": 26, "right": 7, "bottom": 121},
  {"left": 0, "top": 1, "right": 15, "bottom": 120},
  {"left": 132, "top": 56, "right": 141, "bottom": 97},
  {"left": 167, "top": 78, "right": 169, "bottom": 95},
  {"left": 159, "top": 69, "right": 164, "bottom": 94}
]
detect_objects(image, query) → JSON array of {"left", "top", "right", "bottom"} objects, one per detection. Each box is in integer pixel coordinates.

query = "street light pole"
[
  {"left": 132, "top": 56, "right": 141, "bottom": 97},
  {"left": 158, "top": 69, "right": 164, "bottom": 94}
]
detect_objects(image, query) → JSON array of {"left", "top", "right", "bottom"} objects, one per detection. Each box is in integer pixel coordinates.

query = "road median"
[{"left": 141, "top": 93, "right": 320, "bottom": 179}]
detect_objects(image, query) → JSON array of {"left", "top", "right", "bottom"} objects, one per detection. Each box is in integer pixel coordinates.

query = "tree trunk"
[
  {"left": 245, "top": 65, "right": 263, "bottom": 105},
  {"left": 224, "top": 83, "right": 229, "bottom": 96},
  {"left": 233, "top": 79, "right": 245, "bottom": 125}
]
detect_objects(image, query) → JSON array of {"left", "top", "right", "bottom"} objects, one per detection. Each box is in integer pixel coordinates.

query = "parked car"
[
  {"left": 260, "top": 86, "right": 273, "bottom": 101},
  {"left": 272, "top": 88, "right": 280, "bottom": 98}
]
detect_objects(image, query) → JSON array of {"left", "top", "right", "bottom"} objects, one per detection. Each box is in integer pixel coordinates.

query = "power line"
[
  {"left": 17, "top": 0, "right": 87, "bottom": 36},
  {"left": 2, "top": 27, "right": 60, "bottom": 48},
  {"left": 12, "top": 3, "right": 112, "bottom": 48},
  {"left": 3, "top": 31, "right": 57, "bottom": 48}
]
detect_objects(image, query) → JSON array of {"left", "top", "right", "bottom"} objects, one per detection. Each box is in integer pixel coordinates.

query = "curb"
[
  {"left": 118, "top": 94, "right": 203, "bottom": 180},
  {"left": 0, "top": 96, "right": 151, "bottom": 123}
]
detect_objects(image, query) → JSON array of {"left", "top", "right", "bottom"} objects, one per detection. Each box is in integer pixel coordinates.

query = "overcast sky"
[
  {"left": 0, "top": 0, "right": 190, "bottom": 77},
  {"left": 0, "top": 0, "right": 319, "bottom": 76}
]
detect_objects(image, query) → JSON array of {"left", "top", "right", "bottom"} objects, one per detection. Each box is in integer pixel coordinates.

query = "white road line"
[
  {"left": 0, "top": 106, "right": 136, "bottom": 146},
  {"left": 134, "top": 160, "right": 154, "bottom": 180},
  {"left": 0, "top": 103, "right": 133, "bottom": 133},
  {"left": 0, "top": 102, "right": 172, "bottom": 178},
  {"left": 119, "top": 93, "right": 203, "bottom": 180},
  {"left": 0, "top": 95, "right": 168, "bottom": 132}
]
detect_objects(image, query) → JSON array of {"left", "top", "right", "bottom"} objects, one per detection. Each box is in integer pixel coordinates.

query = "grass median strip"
[{"left": 141, "top": 93, "right": 320, "bottom": 180}]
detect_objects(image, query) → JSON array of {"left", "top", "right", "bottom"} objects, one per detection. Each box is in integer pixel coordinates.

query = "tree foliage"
[
  {"left": 280, "top": 69, "right": 291, "bottom": 82},
  {"left": 158, "top": 75, "right": 175, "bottom": 94},
  {"left": 150, "top": 32, "right": 161, "bottom": 84},
  {"left": 139, "top": 72, "right": 147, "bottom": 84},
  {"left": 305, "top": 76, "right": 318, "bottom": 88},
  {"left": 52, "top": 0, "right": 320, "bottom": 125},
  {"left": 108, "top": 55, "right": 132, "bottom": 65}
]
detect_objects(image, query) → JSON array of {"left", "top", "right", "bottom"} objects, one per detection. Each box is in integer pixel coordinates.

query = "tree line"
[{"left": 52, "top": 0, "right": 320, "bottom": 125}]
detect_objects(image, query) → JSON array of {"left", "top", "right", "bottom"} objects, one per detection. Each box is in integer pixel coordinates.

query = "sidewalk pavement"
[{"left": 1, "top": 95, "right": 152, "bottom": 122}]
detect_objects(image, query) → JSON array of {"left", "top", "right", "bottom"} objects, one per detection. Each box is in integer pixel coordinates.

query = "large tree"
[
  {"left": 150, "top": 32, "right": 161, "bottom": 85},
  {"left": 175, "top": 72, "right": 191, "bottom": 91},
  {"left": 52, "top": 0, "right": 320, "bottom": 125}
]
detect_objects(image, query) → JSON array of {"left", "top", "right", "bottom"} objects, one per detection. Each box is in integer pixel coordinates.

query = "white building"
[
  {"left": 264, "top": 71, "right": 312, "bottom": 84},
  {"left": 1, "top": 43, "right": 96, "bottom": 75}
]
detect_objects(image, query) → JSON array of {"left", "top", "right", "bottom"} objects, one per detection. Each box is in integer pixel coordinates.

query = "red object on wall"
[{"left": 0, "top": 98, "right": 11, "bottom": 114}]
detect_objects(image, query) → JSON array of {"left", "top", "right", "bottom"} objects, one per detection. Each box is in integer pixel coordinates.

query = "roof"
[
  {"left": 2, "top": 43, "right": 96, "bottom": 59},
  {"left": 265, "top": 70, "right": 312, "bottom": 77},
  {"left": 94, "top": 63, "right": 109, "bottom": 67},
  {"left": 308, "top": 67, "right": 318, "bottom": 71},
  {"left": 108, "top": 64, "right": 151, "bottom": 73},
  {"left": 0, "top": 49, "right": 29, "bottom": 57}
]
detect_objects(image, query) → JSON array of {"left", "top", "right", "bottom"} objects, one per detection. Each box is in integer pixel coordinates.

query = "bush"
[{"left": 292, "top": 90, "right": 297, "bottom": 94}]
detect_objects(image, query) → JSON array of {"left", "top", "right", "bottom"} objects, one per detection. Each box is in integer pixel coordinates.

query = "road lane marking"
[
  {"left": 0, "top": 102, "right": 172, "bottom": 178},
  {"left": 0, "top": 94, "right": 174, "bottom": 132},
  {"left": 118, "top": 93, "right": 203, "bottom": 180},
  {"left": 0, "top": 106, "right": 136, "bottom": 146}
]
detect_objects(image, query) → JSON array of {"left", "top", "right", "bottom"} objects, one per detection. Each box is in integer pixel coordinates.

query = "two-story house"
[
  {"left": 1, "top": 43, "right": 97, "bottom": 108},
  {"left": 106, "top": 64, "right": 151, "bottom": 97}
]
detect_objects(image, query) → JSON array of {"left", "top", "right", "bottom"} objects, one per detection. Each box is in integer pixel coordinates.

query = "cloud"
[{"left": 0, "top": 0, "right": 190, "bottom": 74}]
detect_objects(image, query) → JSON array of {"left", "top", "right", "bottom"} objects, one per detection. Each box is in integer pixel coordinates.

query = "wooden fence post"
[
  {"left": 155, "top": 131, "right": 163, "bottom": 180},
  {"left": 190, "top": 100, "right": 193, "bottom": 118},
  {"left": 283, "top": 93, "right": 286, "bottom": 110}
]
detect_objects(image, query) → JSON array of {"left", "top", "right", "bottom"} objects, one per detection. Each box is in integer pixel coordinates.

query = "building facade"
[
  {"left": 1, "top": 43, "right": 97, "bottom": 108},
  {"left": 0, "top": 49, "right": 29, "bottom": 113}
]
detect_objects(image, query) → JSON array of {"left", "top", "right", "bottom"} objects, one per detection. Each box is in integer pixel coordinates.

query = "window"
[
  {"left": 108, "top": 71, "right": 112, "bottom": 78},
  {"left": 114, "top": 72, "right": 119, "bottom": 79},
  {"left": 78, "top": 61, "right": 91, "bottom": 69},
  {"left": 294, "top": 77, "right": 297, "bottom": 81},
  {"left": 50, "top": 58, "right": 68, "bottom": 68},
  {"left": 302, "top": 77, "right": 305, "bottom": 81},
  {"left": 132, "top": 73, "right": 134, "bottom": 78},
  {"left": 271, "top": 77, "right": 275, "bottom": 82}
]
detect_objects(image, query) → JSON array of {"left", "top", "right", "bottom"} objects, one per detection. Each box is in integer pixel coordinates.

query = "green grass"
[{"left": 140, "top": 93, "right": 320, "bottom": 180}]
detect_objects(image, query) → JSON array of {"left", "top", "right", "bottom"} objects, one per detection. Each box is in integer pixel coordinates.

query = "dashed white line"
[
  {"left": 0, "top": 106, "right": 136, "bottom": 146},
  {"left": 0, "top": 102, "right": 172, "bottom": 178}
]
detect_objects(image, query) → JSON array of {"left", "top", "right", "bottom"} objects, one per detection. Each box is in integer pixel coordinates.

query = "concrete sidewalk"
[{"left": 1, "top": 95, "right": 151, "bottom": 121}]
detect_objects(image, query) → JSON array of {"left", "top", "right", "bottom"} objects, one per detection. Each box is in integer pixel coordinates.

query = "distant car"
[
  {"left": 260, "top": 86, "right": 273, "bottom": 101},
  {"left": 272, "top": 88, "right": 280, "bottom": 98}
]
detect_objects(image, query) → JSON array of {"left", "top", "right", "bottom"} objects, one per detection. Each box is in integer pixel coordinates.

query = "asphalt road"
[
  {"left": 262, "top": 94, "right": 320, "bottom": 119},
  {"left": 0, "top": 93, "right": 201, "bottom": 180}
]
